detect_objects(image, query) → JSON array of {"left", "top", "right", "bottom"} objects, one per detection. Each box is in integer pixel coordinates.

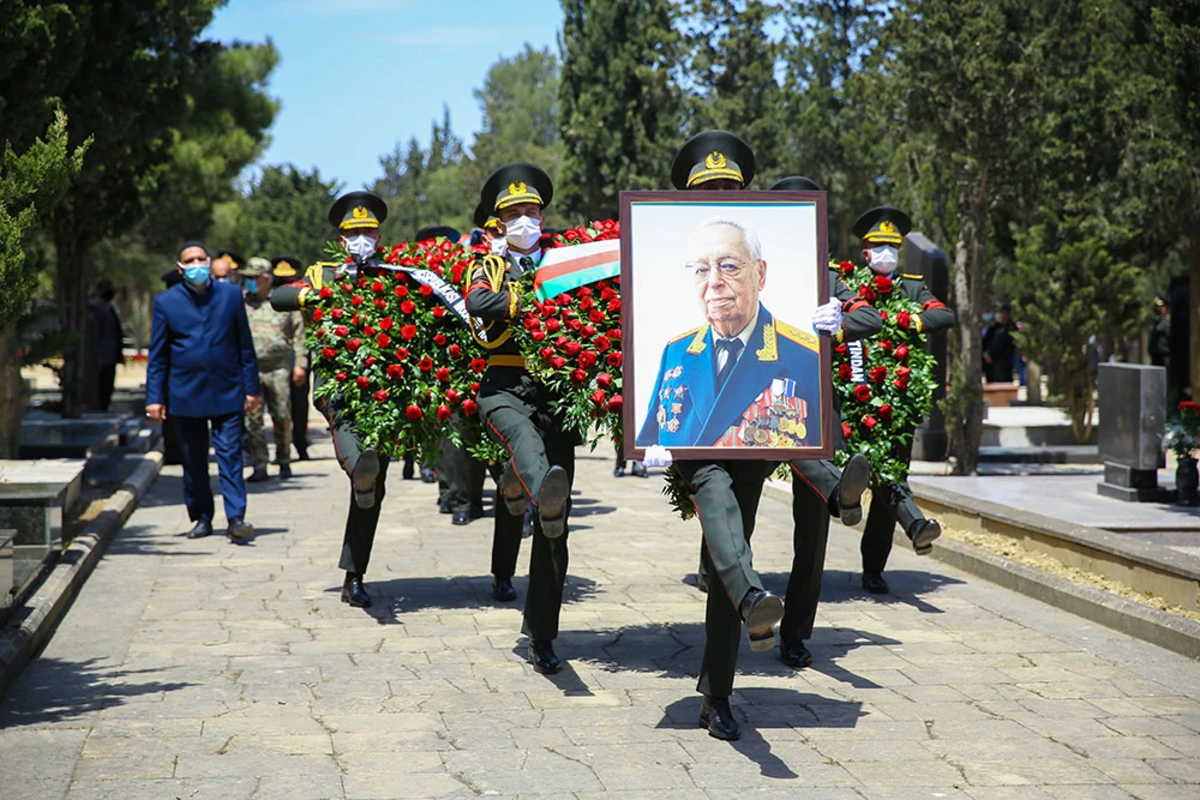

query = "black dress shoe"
[
  {"left": 536, "top": 465, "right": 570, "bottom": 539},
  {"left": 836, "top": 453, "right": 870, "bottom": 526},
  {"left": 613, "top": 464, "right": 626, "bottom": 477},
  {"left": 341, "top": 572, "right": 372, "bottom": 608},
  {"left": 862, "top": 571, "right": 890, "bottom": 594},
  {"left": 631, "top": 461, "right": 648, "bottom": 478},
  {"left": 492, "top": 576, "right": 517, "bottom": 602},
  {"left": 278, "top": 463, "right": 292, "bottom": 479},
  {"left": 296, "top": 446, "right": 310, "bottom": 461},
  {"left": 696, "top": 572, "right": 709, "bottom": 593},
  {"left": 247, "top": 467, "right": 269, "bottom": 483},
  {"left": 739, "top": 588, "right": 784, "bottom": 651},
  {"left": 699, "top": 695, "right": 740, "bottom": 741},
  {"left": 438, "top": 498, "right": 453, "bottom": 514},
  {"left": 420, "top": 466, "right": 437, "bottom": 483},
  {"left": 909, "top": 518, "right": 941, "bottom": 555},
  {"left": 186, "top": 518, "right": 213, "bottom": 539},
  {"left": 498, "top": 461, "right": 527, "bottom": 516},
  {"left": 780, "top": 639, "right": 814, "bottom": 669},
  {"left": 452, "top": 510, "right": 471, "bottom": 525},
  {"left": 468, "top": 502, "right": 485, "bottom": 520},
  {"left": 402, "top": 457, "right": 415, "bottom": 480},
  {"left": 527, "top": 640, "right": 562, "bottom": 674},
  {"left": 226, "top": 517, "right": 255, "bottom": 543},
  {"left": 352, "top": 449, "right": 381, "bottom": 509}
]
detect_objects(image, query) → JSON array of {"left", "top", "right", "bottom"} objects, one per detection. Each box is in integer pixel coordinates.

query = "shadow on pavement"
[
  {"left": 753, "top": 568, "right": 966, "bottom": 616},
  {"left": 330, "top": 575, "right": 600, "bottom": 624},
  {"left": 0, "top": 658, "right": 195, "bottom": 730}
]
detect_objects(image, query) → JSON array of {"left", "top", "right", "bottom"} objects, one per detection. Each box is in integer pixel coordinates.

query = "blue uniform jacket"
[
  {"left": 146, "top": 281, "right": 261, "bottom": 418},
  {"left": 637, "top": 304, "right": 821, "bottom": 449}
]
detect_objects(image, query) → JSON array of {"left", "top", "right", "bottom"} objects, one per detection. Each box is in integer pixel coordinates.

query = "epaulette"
[
  {"left": 303, "top": 262, "right": 335, "bottom": 289},
  {"left": 901, "top": 273, "right": 924, "bottom": 281},
  {"left": 775, "top": 318, "right": 820, "bottom": 352},
  {"left": 669, "top": 324, "right": 707, "bottom": 345}
]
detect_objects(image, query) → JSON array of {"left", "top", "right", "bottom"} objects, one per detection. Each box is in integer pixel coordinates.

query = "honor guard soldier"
[
  {"left": 272, "top": 255, "right": 312, "bottom": 462},
  {"left": 270, "top": 191, "right": 392, "bottom": 609},
  {"left": 241, "top": 257, "right": 306, "bottom": 482},
  {"left": 465, "top": 163, "right": 576, "bottom": 673},
  {"left": 853, "top": 206, "right": 952, "bottom": 594},
  {"left": 644, "top": 130, "right": 797, "bottom": 742}
]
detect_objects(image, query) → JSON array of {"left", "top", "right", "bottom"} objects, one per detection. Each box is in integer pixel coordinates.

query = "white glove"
[
  {"left": 643, "top": 445, "right": 674, "bottom": 468},
  {"left": 812, "top": 299, "right": 843, "bottom": 334}
]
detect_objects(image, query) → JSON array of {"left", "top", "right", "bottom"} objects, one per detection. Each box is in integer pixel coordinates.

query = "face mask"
[
  {"left": 181, "top": 262, "right": 211, "bottom": 286},
  {"left": 868, "top": 246, "right": 899, "bottom": 274},
  {"left": 344, "top": 234, "right": 378, "bottom": 262},
  {"left": 504, "top": 215, "right": 541, "bottom": 251},
  {"left": 244, "top": 279, "right": 259, "bottom": 294},
  {"left": 488, "top": 237, "right": 508, "bottom": 257}
]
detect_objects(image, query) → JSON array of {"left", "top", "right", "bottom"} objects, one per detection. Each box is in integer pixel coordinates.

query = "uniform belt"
[{"left": 487, "top": 355, "right": 527, "bottom": 369}]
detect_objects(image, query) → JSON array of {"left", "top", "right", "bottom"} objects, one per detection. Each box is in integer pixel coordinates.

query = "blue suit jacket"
[
  {"left": 637, "top": 304, "right": 821, "bottom": 449},
  {"left": 146, "top": 281, "right": 261, "bottom": 418}
]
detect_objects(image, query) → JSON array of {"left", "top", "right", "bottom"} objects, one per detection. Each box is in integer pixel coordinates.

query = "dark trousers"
[
  {"left": 676, "top": 460, "right": 770, "bottom": 699},
  {"left": 479, "top": 378, "right": 575, "bottom": 642},
  {"left": 291, "top": 369, "right": 311, "bottom": 457},
  {"left": 317, "top": 396, "right": 390, "bottom": 576},
  {"left": 782, "top": 459, "right": 841, "bottom": 642},
  {"left": 177, "top": 412, "right": 246, "bottom": 523},
  {"left": 861, "top": 436, "right": 923, "bottom": 575},
  {"left": 487, "top": 462, "right": 525, "bottom": 580},
  {"left": 97, "top": 363, "right": 117, "bottom": 412},
  {"left": 436, "top": 432, "right": 485, "bottom": 512}
]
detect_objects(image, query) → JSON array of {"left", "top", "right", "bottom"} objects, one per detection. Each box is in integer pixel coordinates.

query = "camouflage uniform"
[{"left": 245, "top": 285, "right": 307, "bottom": 470}]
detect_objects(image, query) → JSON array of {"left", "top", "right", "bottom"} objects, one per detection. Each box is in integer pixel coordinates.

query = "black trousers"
[
  {"left": 861, "top": 435, "right": 924, "bottom": 574},
  {"left": 97, "top": 363, "right": 117, "bottom": 411},
  {"left": 291, "top": 369, "right": 311, "bottom": 456},
  {"left": 782, "top": 459, "right": 842, "bottom": 642}
]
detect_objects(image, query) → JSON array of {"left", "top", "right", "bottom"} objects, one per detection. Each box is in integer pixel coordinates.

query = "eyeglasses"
[{"left": 685, "top": 259, "right": 750, "bottom": 283}]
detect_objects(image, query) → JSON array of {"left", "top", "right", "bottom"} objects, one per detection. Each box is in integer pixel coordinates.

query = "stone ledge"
[{"left": 0, "top": 449, "right": 163, "bottom": 701}]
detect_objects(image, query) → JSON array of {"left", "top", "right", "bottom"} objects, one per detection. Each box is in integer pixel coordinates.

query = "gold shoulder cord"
[{"left": 467, "top": 254, "right": 514, "bottom": 350}]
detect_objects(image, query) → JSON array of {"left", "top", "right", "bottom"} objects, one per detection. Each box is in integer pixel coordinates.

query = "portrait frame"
[{"left": 619, "top": 190, "right": 833, "bottom": 461}]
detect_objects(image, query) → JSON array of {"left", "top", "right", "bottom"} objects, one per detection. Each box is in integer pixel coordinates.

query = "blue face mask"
[
  {"left": 244, "top": 279, "right": 258, "bottom": 294},
  {"left": 182, "top": 263, "right": 211, "bottom": 286}
]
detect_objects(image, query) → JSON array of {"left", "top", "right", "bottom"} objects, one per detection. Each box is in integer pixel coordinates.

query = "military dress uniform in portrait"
[
  {"left": 270, "top": 191, "right": 392, "bottom": 609},
  {"left": 242, "top": 257, "right": 306, "bottom": 482}
]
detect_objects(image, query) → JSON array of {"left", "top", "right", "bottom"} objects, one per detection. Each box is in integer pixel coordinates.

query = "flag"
[{"left": 534, "top": 239, "right": 620, "bottom": 301}]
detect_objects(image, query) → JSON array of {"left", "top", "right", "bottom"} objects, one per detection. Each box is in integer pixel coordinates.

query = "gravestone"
[
  {"left": 0, "top": 460, "right": 85, "bottom": 593},
  {"left": 1096, "top": 363, "right": 1167, "bottom": 502},
  {"left": 906, "top": 232, "right": 951, "bottom": 462}
]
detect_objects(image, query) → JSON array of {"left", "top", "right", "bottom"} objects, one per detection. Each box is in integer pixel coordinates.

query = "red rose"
[
  {"left": 355, "top": 376, "right": 370, "bottom": 390},
  {"left": 879, "top": 310, "right": 888, "bottom": 321},
  {"left": 524, "top": 316, "right": 541, "bottom": 331},
  {"left": 469, "top": 358, "right": 486, "bottom": 373},
  {"left": 869, "top": 365, "right": 887, "bottom": 384},
  {"left": 436, "top": 404, "right": 452, "bottom": 421},
  {"left": 419, "top": 357, "right": 433, "bottom": 372},
  {"left": 550, "top": 356, "right": 567, "bottom": 369},
  {"left": 346, "top": 338, "right": 362, "bottom": 352},
  {"left": 578, "top": 351, "right": 598, "bottom": 369},
  {"left": 445, "top": 389, "right": 460, "bottom": 404},
  {"left": 435, "top": 367, "right": 450, "bottom": 382},
  {"left": 895, "top": 344, "right": 909, "bottom": 361},
  {"left": 379, "top": 317, "right": 394, "bottom": 330},
  {"left": 333, "top": 325, "right": 349, "bottom": 338},
  {"left": 433, "top": 333, "right": 447, "bottom": 345},
  {"left": 311, "top": 308, "right": 325, "bottom": 322},
  {"left": 335, "top": 371, "right": 348, "bottom": 383},
  {"left": 321, "top": 347, "right": 337, "bottom": 360},
  {"left": 546, "top": 318, "right": 561, "bottom": 333},
  {"left": 594, "top": 335, "right": 611, "bottom": 352},
  {"left": 401, "top": 300, "right": 416, "bottom": 315},
  {"left": 834, "top": 342, "right": 847, "bottom": 354},
  {"left": 873, "top": 275, "right": 894, "bottom": 293},
  {"left": 588, "top": 309, "right": 605, "bottom": 324},
  {"left": 363, "top": 325, "right": 376, "bottom": 337},
  {"left": 570, "top": 369, "right": 587, "bottom": 384},
  {"left": 448, "top": 344, "right": 461, "bottom": 358},
  {"left": 894, "top": 375, "right": 910, "bottom": 391},
  {"left": 400, "top": 325, "right": 417, "bottom": 340},
  {"left": 539, "top": 347, "right": 554, "bottom": 360},
  {"left": 542, "top": 301, "right": 558, "bottom": 315},
  {"left": 839, "top": 260, "right": 854, "bottom": 275},
  {"left": 405, "top": 405, "right": 422, "bottom": 420},
  {"left": 579, "top": 296, "right": 594, "bottom": 311},
  {"left": 319, "top": 286, "right": 334, "bottom": 299},
  {"left": 858, "top": 284, "right": 876, "bottom": 302},
  {"left": 376, "top": 333, "right": 391, "bottom": 348},
  {"left": 419, "top": 284, "right": 433, "bottom": 297},
  {"left": 554, "top": 336, "right": 568, "bottom": 348},
  {"left": 432, "top": 305, "right": 447, "bottom": 319},
  {"left": 842, "top": 422, "right": 853, "bottom": 439},
  {"left": 393, "top": 285, "right": 408, "bottom": 298},
  {"left": 878, "top": 339, "right": 893, "bottom": 352},
  {"left": 879, "top": 404, "right": 893, "bottom": 420},
  {"left": 394, "top": 347, "right": 409, "bottom": 360},
  {"left": 331, "top": 308, "right": 343, "bottom": 320},
  {"left": 364, "top": 356, "right": 376, "bottom": 366},
  {"left": 462, "top": 399, "right": 478, "bottom": 415},
  {"left": 581, "top": 324, "right": 596, "bottom": 338},
  {"left": 591, "top": 389, "right": 606, "bottom": 405},
  {"left": 607, "top": 394, "right": 623, "bottom": 413},
  {"left": 371, "top": 280, "right": 385, "bottom": 294},
  {"left": 373, "top": 389, "right": 388, "bottom": 402},
  {"left": 606, "top": 352, "right": 622, "bottom": 368},
  {"left": 340, "top": 282, "right": 352, "bottom": 293},
  {"left": 596, "top": 373, "right": 613, "bottom": 389},
  {"left": 387, "top": 364, "right": 404, "bottom": 380},
  {"left": 531, "top": 330, "right": 546, "bottom": 341},
  {"left": 350, "top": 295, "right": 364, "bottom": 307},
  {"left": 838, "top": 363, "right": 853, "bottom": 381},
  {"left": 896, "top": 311, "right": 912, "bottom": 329},
  {"left": 853, "top": 384, "right": 872, "bottom": 403},
  {"left": 863, "top": 414, "right": 878, "bottom": 429},
  {"left": 564, "top": 341, "right": 582, "bottom": 357},
  {"left": 896, "top": 366, "right": 912, "bottom": 378}
]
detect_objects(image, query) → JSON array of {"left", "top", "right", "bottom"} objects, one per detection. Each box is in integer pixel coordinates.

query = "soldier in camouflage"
[{"left": 242, "top": 257, "right": 307, "bottom": 482}]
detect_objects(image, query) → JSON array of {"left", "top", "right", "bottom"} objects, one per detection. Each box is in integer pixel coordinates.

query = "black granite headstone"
[
  {"left": 1097, "top": 363, "right": 1167, "bottom": 502},
  {"left": 906, "top": 232, "right": 950, "bottom": 462}
]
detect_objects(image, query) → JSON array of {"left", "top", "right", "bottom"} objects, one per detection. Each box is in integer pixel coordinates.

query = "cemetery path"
[{"left": 2, "top": 436, "right": 1199, "bottom": 799}]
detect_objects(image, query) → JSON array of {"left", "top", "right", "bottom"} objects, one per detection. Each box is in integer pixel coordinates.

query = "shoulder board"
[
  {"left": 901, "top": 273, "right": 924, "bottom": 281},
  {"left": 775, "top": 318, "right": 820, "bottom": 352},
  {"left": 669, "top": 324, "right": 706, "bottom": 345}
]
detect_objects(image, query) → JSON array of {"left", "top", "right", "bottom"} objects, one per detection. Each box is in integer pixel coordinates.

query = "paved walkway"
[{"left": 3, "top": 436, "right": 1200, "bottom": 799}]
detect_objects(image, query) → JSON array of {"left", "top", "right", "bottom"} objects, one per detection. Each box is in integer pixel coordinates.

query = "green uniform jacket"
[
  {"left": 895, "top": 272, "right": 955, "bottom": 333},
  {"left": 830, "top": 267, "right": 883, "bottom": 344}
]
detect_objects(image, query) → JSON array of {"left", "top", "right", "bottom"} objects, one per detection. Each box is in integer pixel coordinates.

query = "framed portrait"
[{"left": 619, "top": 191, "right": 833, "bottom": 461}]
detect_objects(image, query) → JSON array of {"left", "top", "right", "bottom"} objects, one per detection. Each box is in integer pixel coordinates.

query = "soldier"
[
  {"left": 212, "top": 249, "right": 244, "bottom": 285},
  {"left": 272, "top": 255, "right": 312, "bottom": 462},
  {"left": 644, "top": 132, "right": 846, "bottom": 741},
  {"left": 853, "top": 206, "right": 953, "bottom": 595},
  {"left": 241, "top": 257, "right": 304, "bottom": 482},
  {"left": 270, "top": 191, "right": 392, "bottom": 608},
  {"left": 465, "top": 163, "right": 576, "bottom": 672}
]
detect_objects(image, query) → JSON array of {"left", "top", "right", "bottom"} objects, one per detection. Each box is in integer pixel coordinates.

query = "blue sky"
[{"left": 206, "top": 0, "right": 563, "bottom": 192}]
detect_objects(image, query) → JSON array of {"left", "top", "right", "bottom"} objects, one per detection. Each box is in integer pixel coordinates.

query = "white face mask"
[
  {"left": 344, "top": 233, "right": 378, "bottom": 262},
  {"left": 869, "top": 245, "right": 899, "bottom": 274},
  {"left": 504, "top": 215, "right": 541, "bottom": 251},
  {"left": 488, "top": 236, "right": 508, "bottom": 257}
]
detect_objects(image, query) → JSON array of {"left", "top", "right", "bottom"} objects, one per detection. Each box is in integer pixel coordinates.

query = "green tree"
[
  {"left": 216, "top": 165, "right": 341, "bottom": 266},
  {"left": 558, "top": 0, "right": 683, "bottom": 219}
]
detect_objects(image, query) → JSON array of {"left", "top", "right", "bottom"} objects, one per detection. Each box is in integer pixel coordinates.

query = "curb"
[
  {"left": 761, "top": 481, "right": 1200, "bottom": 661},
  {"left": 0, "top": 449, "right": 164, "bottom": 701}
]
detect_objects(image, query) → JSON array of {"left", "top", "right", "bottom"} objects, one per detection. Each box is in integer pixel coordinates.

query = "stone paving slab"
[{"left": 1, "top": 435, "right": 1199, "bottom": 798}]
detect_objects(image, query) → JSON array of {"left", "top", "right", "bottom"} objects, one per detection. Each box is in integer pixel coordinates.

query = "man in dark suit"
[
  {"left": 88, "top": 279, "right": 124, "bottom": 412},
  {"left": 146, "top": 241, "right": 260, "bottom": 542}
]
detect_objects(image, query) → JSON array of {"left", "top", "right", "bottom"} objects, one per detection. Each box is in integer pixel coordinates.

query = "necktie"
[{"left": 715, "top": 338, "right": 744, "bottom": 389}]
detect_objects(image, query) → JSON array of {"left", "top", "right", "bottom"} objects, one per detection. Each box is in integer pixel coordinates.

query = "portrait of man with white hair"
[{"left": 636, "top": 217, "right": 821, "bottom": 449}]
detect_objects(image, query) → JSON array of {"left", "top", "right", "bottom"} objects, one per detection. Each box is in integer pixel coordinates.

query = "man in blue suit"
[
  {"left": 146, "top": 241, "right": 261, "bottom": 542},
  {"left": 637, "top": 219, "right": 821, "bottom": 449}
]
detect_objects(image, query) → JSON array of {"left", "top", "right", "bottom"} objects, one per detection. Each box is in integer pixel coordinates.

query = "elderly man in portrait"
[{"left": 637, "top": 218, "right": 821, "bottom": 450}]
